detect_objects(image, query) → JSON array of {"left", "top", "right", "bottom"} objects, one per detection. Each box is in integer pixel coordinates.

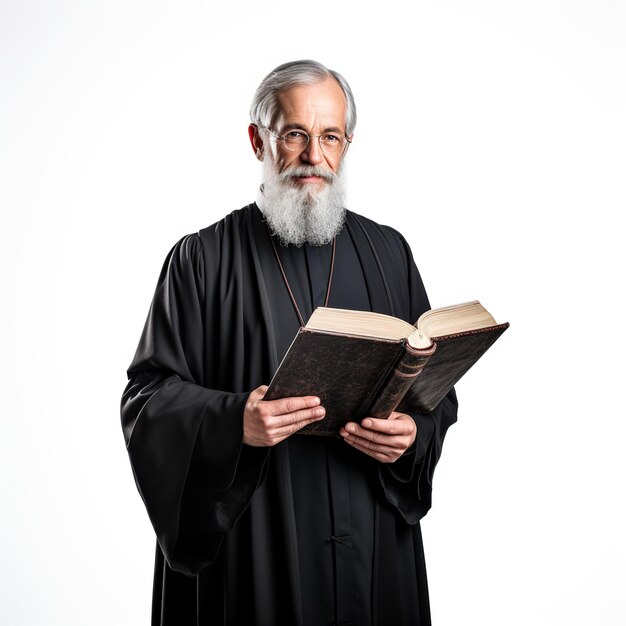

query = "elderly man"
[{"left": 122, "top": 60, "right": 458, "bottom": 626}]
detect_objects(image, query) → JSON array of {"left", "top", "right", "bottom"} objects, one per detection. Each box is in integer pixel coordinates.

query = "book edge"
[{"left": 429, "top": 321, "right": 509, "bottom": 343}]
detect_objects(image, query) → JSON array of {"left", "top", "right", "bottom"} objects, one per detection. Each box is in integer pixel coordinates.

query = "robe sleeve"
[
  {"left": 121, "top": 234, "right": 268, "bottom": 575},
  {"left": 377, "top": 230, "right": 459, "bottom": 523},
  {"left": 378, "top": 392, "right": 458, "bottom": 522}
]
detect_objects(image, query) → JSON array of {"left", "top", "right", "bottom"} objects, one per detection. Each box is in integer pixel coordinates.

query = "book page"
[
  {"left": 306, "top": 307, "right": 416, "bottom": 340},
  {"left": 417, "top": 301, "right": 497, "bottom": 338}
]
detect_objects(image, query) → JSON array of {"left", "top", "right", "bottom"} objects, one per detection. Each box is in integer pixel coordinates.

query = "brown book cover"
[
  {"left": 398, "top": 324, "right": 510, "bottom": 414},
  {"left": 264, "top": 303, "right": 509, "bottom": 436}
]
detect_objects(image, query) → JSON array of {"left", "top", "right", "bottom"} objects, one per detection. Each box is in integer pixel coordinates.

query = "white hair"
[
  {"left": 250, "top": 60, "right": 357, "bottom": 136},
  {"left": 257, "top": 157, "right": 347, "bottom": 247}
]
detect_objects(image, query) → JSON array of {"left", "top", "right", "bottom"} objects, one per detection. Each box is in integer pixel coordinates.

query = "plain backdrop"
[{"left": 1, "top": 1, "right": 624, "bottom": 624}]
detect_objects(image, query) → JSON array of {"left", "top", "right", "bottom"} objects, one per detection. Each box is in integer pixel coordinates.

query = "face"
[{"left": 249, "top": 77, "right": 351, "bottom": 189}]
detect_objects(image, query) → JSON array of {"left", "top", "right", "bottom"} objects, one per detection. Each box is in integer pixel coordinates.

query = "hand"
[
  {"left": 243, "top": 385, "right": 326, "bottom": 447},
  {"left": 339, "top": 412, "right": 417, "bottom": 463}
]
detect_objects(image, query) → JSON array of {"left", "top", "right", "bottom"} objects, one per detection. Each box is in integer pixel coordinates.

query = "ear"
[{"left": 248, "top": 124, "right": 264, "bottom": 161}]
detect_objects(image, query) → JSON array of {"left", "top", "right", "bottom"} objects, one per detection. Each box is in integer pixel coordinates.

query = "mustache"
[{"left": 279, "top": 166, "right": 337, "bottom": 182}]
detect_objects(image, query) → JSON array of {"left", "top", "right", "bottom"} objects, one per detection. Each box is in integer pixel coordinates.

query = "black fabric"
[
  {"left": 121, "top": 204, "right": 458, "bottom": 625},
  {"left": 262, "top": 232, "right": 376, "bottom": 626}
]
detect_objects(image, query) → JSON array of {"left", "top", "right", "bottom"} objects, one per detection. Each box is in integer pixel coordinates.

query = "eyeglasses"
[{"left": 262, "top": 126, "right": 351, "bottom": 157}]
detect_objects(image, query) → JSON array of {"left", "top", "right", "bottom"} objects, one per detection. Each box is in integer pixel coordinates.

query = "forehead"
[{"left": 275, "top": 77, "right": 347, "bottom": 130}]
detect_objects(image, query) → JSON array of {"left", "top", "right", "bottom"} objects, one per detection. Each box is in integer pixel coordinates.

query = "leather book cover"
[
  {"left": 264, "top": 328, "right": 408, "bottom": 436},
  {"left": 398, "top": 323, "right": 510, "bottom": 414},
  {"left": 367, "top": 344, "right": 437, "bottom": 419}
]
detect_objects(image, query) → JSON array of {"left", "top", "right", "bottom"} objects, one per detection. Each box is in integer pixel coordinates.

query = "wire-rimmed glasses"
[{"left": 262, "top": 126, "right": 351, "bottom": 157}]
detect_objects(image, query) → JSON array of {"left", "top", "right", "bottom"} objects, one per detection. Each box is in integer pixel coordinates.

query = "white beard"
[{"left": 257, "top": 157, "right": 347, "bottom": 246}]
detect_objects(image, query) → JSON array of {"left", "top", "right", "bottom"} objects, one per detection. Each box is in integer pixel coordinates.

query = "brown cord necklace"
[{"left": 269, "top": 234, "right": 336, "bottom": 328}]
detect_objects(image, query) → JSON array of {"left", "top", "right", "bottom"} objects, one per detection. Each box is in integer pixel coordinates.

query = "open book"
[{"left": 264, "top": 301, "right": 509, "bottom": 436}]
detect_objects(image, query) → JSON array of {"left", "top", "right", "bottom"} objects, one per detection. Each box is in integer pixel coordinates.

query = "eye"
[
  {"left": 322, "top": 134, "right": 340, "bottom": 143},
  {"left": 285, "top": 130, "right": 307, "bottom": 140}
]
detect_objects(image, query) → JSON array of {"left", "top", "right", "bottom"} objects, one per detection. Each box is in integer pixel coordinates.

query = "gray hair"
[{"left": 250, "top": 60, "right": 357, "bottom": 137}]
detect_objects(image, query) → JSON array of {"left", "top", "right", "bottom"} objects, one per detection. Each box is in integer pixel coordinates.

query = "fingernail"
[
  {"left": 346, "top": 423, "right": 356, "bottom": 433},
  {"left": 363, "top": 419, "right": 373, "bottom": 428},
  {"left": 316, "top": 408, "right": 325, "bottom": 417}
]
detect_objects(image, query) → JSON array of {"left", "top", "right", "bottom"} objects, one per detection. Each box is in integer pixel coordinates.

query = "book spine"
[{"left": 367, "top": 344, "right": 436, "bottom": 419}]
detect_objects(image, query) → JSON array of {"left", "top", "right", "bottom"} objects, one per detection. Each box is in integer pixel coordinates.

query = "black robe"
[{"left": 121, "top": 204, "right": 458, "bottom": 626}]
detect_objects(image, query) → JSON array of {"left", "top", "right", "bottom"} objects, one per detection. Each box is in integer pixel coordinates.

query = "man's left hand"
[{"left": 339, "top": 412, "right": 416, "bottom": 463}]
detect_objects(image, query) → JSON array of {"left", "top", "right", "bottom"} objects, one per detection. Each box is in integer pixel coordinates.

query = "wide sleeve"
[
  {"left": 377, "top": 231, "right": 459, "bottom": 523},
  {"left": 121, "top": 234, "right": 268, "bottom": 575},
  {"left": 378, "top": 391, "right": 458, "bottom": 522}
]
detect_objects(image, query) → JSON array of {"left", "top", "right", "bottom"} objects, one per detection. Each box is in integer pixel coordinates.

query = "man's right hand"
[{"left": 243, "top": 385, "right": 325, "bottom": 447}]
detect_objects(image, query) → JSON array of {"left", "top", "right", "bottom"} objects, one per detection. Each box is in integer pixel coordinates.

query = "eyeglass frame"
[{"left": 258, "top": 124, "right": 352, "bottom": 157}]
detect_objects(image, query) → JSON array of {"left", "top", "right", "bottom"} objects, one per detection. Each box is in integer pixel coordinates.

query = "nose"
[{"left": 300, "top": 136, "right": 324, "bottom": 165}]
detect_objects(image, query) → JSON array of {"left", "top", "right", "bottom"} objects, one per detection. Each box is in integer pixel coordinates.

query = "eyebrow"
[{"left": 279, "top": 123, "right": 345, "bottom": 134}]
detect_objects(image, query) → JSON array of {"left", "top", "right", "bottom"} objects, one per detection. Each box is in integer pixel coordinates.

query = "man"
[{"left": 122, "top": 60, "right": 458, "bottom": 626}]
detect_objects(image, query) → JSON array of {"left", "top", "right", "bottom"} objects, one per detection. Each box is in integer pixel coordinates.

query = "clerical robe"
[{"left": 121, "top": 204, "right": 458, "bottom": 626}]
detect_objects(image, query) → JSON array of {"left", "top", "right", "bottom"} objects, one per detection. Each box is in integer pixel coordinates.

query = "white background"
[{"left": 1, "top": 1, "right": 624, "bottom": 624}]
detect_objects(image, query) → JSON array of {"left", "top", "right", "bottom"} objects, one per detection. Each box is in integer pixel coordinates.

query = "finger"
[
  {"left": 265, "top": 395, "right": 321, "bottom": 416},
  {"left": 251, "top": 385, "right": 269, "bottom": 401},
  {"left": 341, "top": 423, "right": 406, "bottom": 448},
  {"left": 340, "top": 426, "right": 407, "bottom": 452},
  {"left": 274, "top": 408, "right": 327, "bottom": 437},
  {"left": 343, "top": 437, "right": 397, "bottom": 463},
  {"left": 272, "top": 405, "right": 326, "bottom": 430},
  {"left": 360, "top": 415, "right": 414, "bottom": 435}
]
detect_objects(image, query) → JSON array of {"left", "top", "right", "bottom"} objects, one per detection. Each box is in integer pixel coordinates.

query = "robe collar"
[{"left": 244, "top": 204, "right": 396, "bottom": 373}]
